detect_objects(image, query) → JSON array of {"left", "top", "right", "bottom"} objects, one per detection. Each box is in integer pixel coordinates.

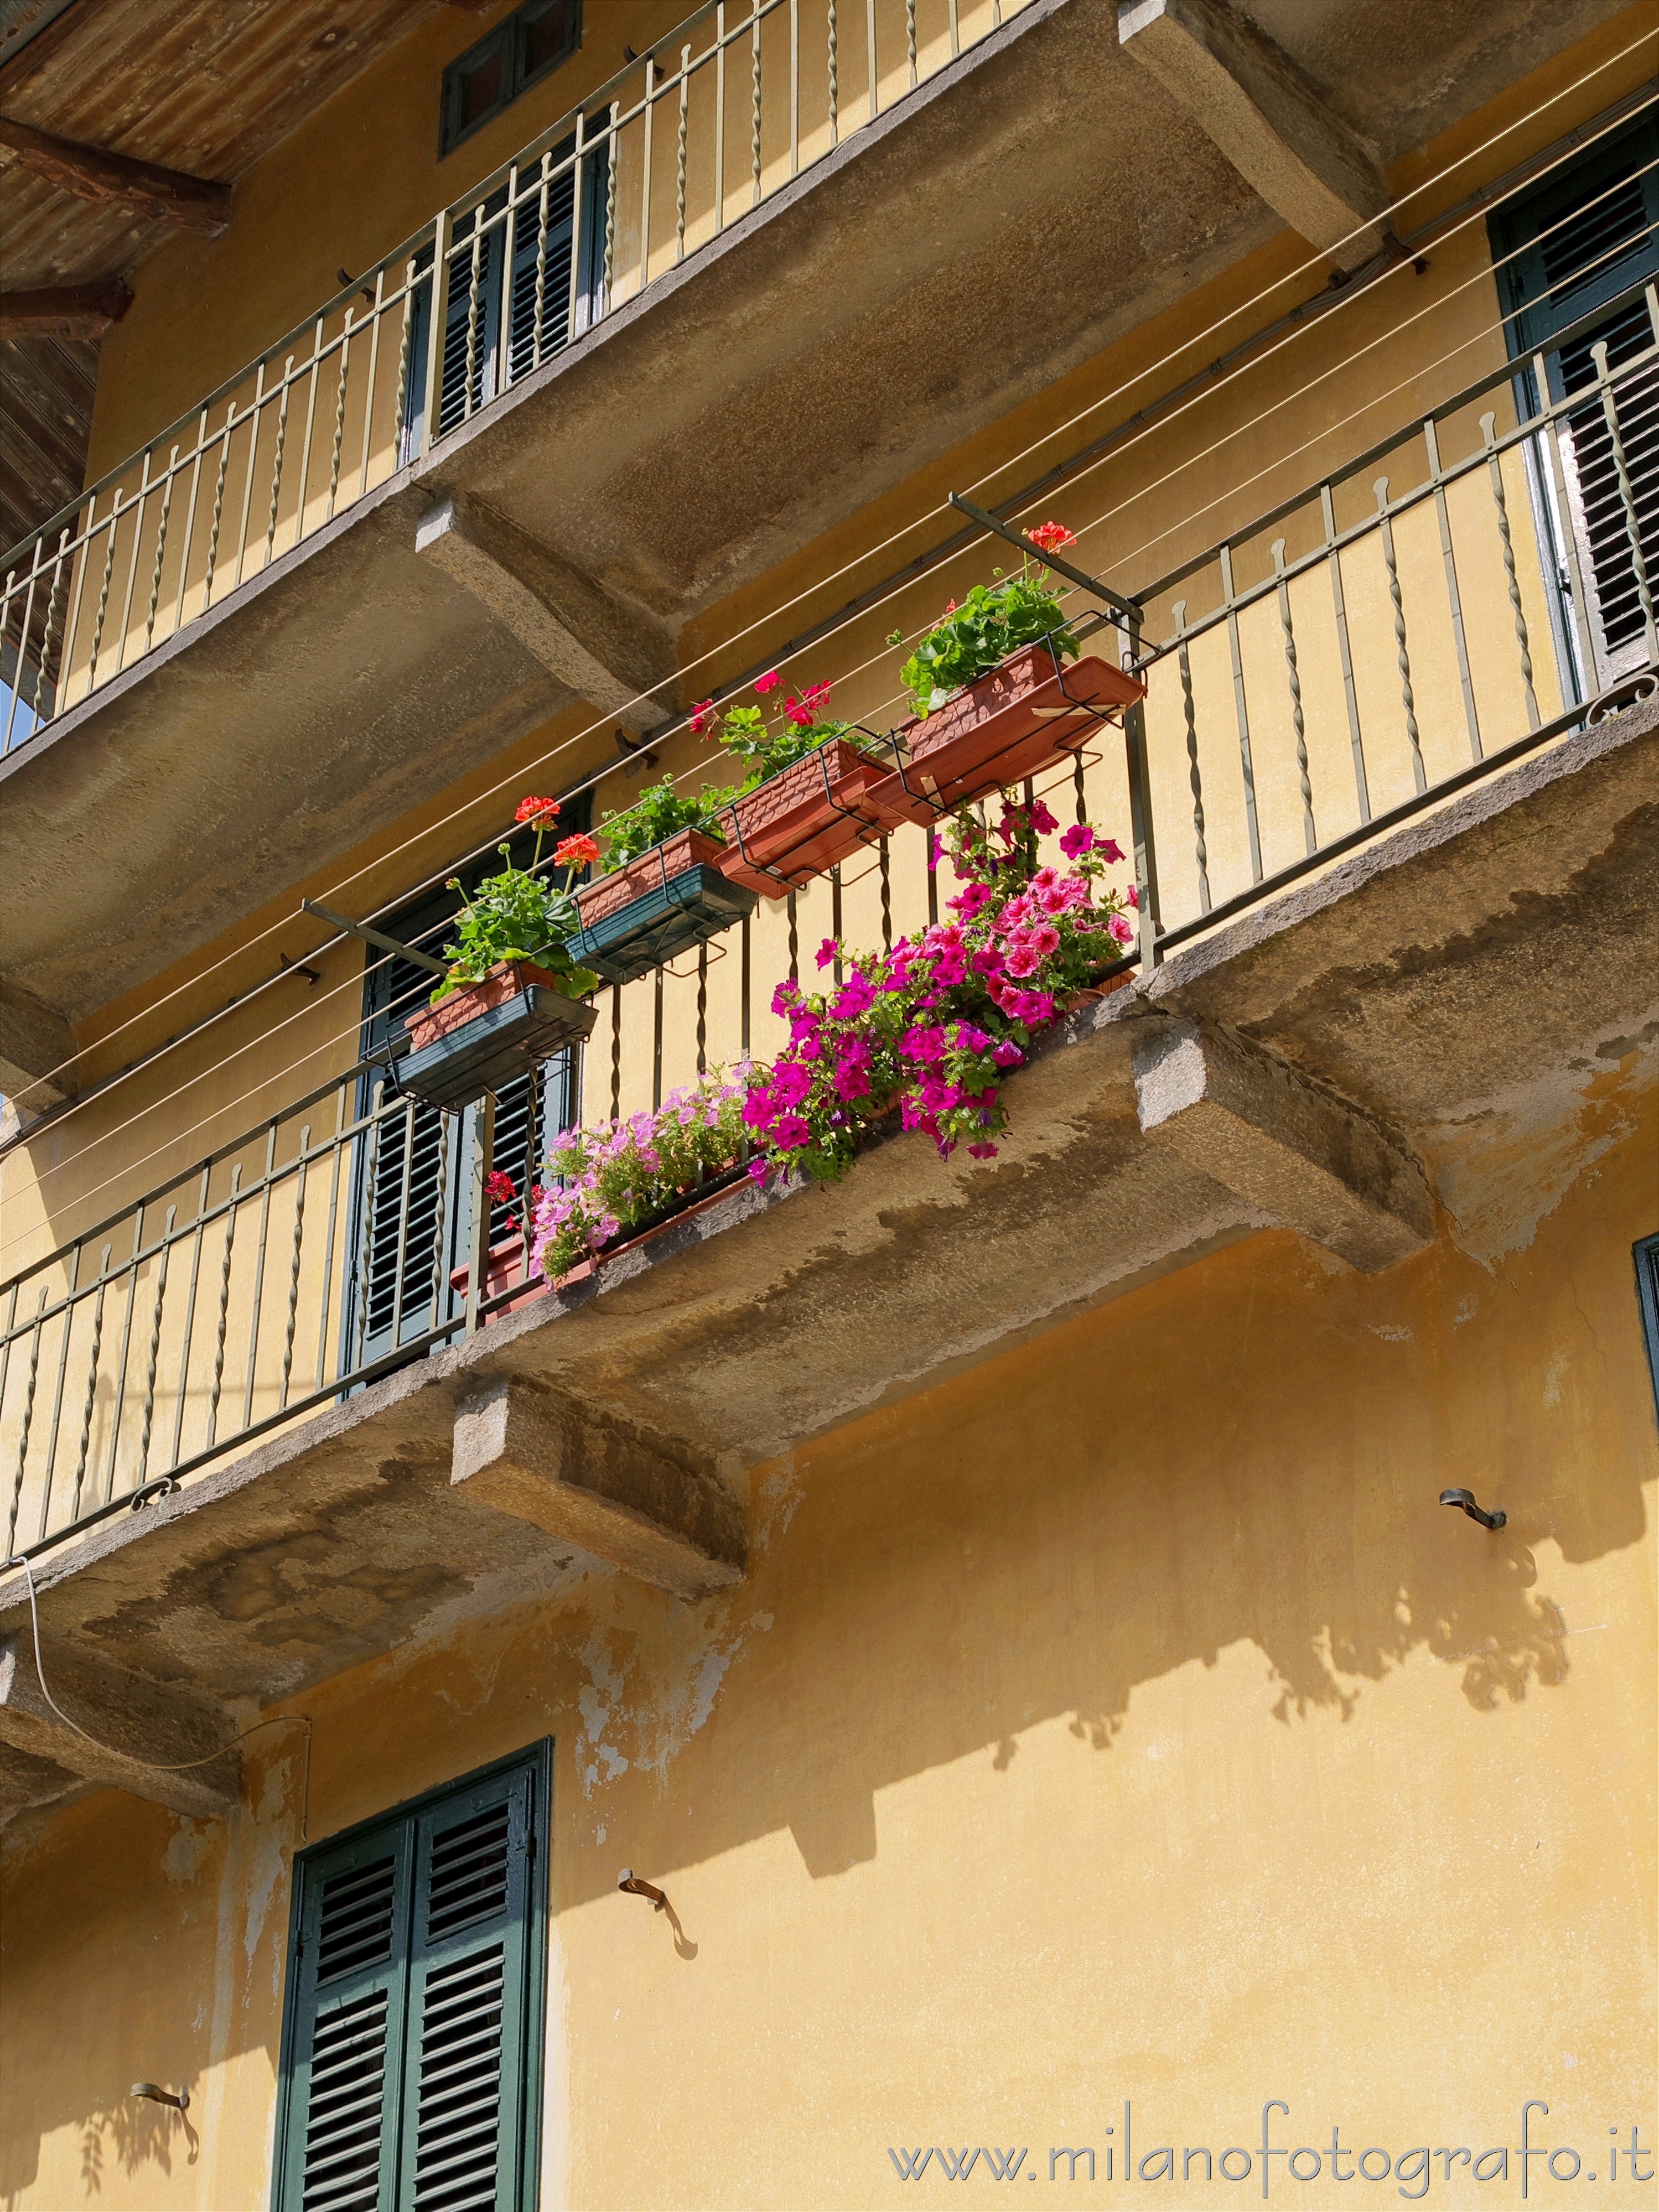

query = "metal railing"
[
  {"left": 3, "top": 282, "right": 1654, "bottom": 1560},
  {"left": 0, "top": 0, "right": 1029, "bottom": 755}
]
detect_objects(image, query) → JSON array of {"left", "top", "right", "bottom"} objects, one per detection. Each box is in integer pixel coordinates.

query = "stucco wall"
[{"left": 2, "top": 1084, "right": 1652, "bottom": 2210}]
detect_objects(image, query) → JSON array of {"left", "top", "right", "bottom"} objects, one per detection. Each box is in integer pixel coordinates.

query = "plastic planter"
[
  {"left": 714, "top": 739, "right": 934, "bottom": 898},
  {"left": 449, "top": 1231, "right": 547, "bottom": 1321},
  {"left": 868, "top": 646, "right": 1147, "bottom": 817},
  {"left": 571, "top": 829, "right": 757, "bottom": 987},
  {"left": 400, "top": 960, "right": 597, "bottom": 1107}
]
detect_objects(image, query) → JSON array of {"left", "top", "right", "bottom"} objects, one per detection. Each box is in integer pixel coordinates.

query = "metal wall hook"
[
  {"left": 1440, "top": 1487, "right": 1506, "bottom": 1530},
  {"left": 618, "top": 1867, "right": 667, "bottom": 1910},
  {"left": 131, "top": 2083, "right": 189, "bottom": 2111},
  {"left": 129, "top": 1476, "right": 180, "bottom": 1513}
]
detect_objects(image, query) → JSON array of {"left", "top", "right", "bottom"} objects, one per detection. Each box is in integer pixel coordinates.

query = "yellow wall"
[{"left": 3, "top": 1070, "right": 1653, "bottom": 2209}]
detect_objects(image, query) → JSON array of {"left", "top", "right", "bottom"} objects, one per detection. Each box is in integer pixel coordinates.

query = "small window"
[
  {"left": 272, "top": 1746, "right": 549, "bottom": 2212},
  {"left": 442, "top": 0, "right": 582, "bottom": 157}
]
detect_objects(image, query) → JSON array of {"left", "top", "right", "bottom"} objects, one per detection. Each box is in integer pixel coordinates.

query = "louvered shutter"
[
  {"left": 277, "top": 1829, "right": 414, "bottom": 2212},
  {"left": 274, "top": 1751, "right": 547, "bottom": 2212},
  {"left": 395, "top": 1769, "right": 538, "bottom": 2212},
  {"left": 1492, "top": 114, "right": 1659, "bottom": 683}
]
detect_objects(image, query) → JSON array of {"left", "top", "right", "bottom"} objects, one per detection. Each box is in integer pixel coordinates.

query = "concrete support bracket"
[
  {"left": 0, "top": 1634, "right": 241, "bottom": 1819},
  {"left": 452, "top": 1378, "right": 746, "bottom": 1600},
  {"left": 1132, "top": 1016, "right": 1433, "bottom": 1272},
  {"left": 415, "top": 495, "right": 676, "bottom": 733},
  {"left": 0, "top": 980, "right": 78, "bottom": 1115},
  {"left": 1118, "top": 0, "right": 1390, "bottom": 271}
]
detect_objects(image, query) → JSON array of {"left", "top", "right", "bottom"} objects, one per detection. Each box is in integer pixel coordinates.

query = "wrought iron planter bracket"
[
  {"left": 949, "top": 495, "right": 1143, "bottom": 625},
  {"left": 301, "top": 899, "right": 448, "bottom": 975}
]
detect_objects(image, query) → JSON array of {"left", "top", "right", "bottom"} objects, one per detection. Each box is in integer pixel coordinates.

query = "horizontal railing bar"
[
  {"left": 0, "top": 1060, "right": 404, "bottom": 1298},
  {"left": 1155, "top": 669, "right": 1653, "bottom": 956},
  {"left": 1137, "top": 270, "right": 1658, "bottom": 608},
  {"left": 2, "top": 259, "right": 433, "bottom": 577},
  {"left": 4, "top": 1316, "right": 467, "bottom": 1564}
]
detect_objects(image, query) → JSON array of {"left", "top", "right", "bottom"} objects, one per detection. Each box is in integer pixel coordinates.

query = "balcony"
[
  {"left": 0, "top": 0, "right": 1624, "bottom": 1102},
  {"left": 1, "top": 297, "right": 1654, "bottom": 1821}
]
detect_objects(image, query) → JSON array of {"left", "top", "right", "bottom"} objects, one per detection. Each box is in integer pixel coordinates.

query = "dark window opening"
[
  {"left": 1489, "top": 112, "right": 1659, "bottom": 691},
  {"left": 341, "top": 798, "right": 590, "bottom": 1383},
  {"left": 442, "top": 0, "right": 582, "bottom": 157}
]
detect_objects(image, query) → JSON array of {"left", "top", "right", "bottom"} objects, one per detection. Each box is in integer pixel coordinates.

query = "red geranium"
[
  {"left": 554, "top": 832, "right": 601, "bottom": 869},
  {"left": 515, "top": 795, "right": 560, "bottom": 827},
  {"left": 1027, "top": 520, "right": 1076, "bottom": 553}
]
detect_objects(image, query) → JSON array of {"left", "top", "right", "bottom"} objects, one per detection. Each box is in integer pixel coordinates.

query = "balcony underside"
[
  {"left": 2, "top": 690, "right": 1652, "bottom": 1824},
  {"left": 0, "top": 0, "right": 1618, "bottom": 1056}
]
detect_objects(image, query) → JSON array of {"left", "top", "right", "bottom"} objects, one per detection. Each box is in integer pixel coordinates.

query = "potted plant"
[
  {"left": 400, "top": 797, "right": 601, "bottom": 1107},
  {"left": 696, "top": 676, "right": 934, "bottom": 897},
  {"left": 448, "top": 1170, "right": 549, "bottom": 1320},
  {"left": 869, "top": 522, "right": 1146, "bottom": 816},
  {"left": 569, "top": 776, "right": 757, "bottom": 987}
]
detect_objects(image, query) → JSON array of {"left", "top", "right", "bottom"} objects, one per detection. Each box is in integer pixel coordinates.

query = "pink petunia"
[
  {"left": 1108, "top": 912, "right": 1135, "bottom": 944},
  {"left": 1060, "top": 823, "right": 1094, "bottom": 859}
]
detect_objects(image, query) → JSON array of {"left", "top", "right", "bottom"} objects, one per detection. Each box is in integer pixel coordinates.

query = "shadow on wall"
[{"left": 534, "top": 1108, "right": 1653, "bottom": 1885}]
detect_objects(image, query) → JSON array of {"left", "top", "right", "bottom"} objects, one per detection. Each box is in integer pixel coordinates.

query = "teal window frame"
[{"left": 271, "top": 1742, "right": 551, "bottom": 2212}]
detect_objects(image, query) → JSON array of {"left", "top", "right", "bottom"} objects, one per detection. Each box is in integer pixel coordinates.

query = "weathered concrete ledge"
[{"left": 0, "top": 693, "right": 1653, "bottom": 1820}]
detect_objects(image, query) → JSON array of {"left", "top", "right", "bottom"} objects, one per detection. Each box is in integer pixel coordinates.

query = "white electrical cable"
[
  {"left": 2, "top": 1546, "right": 312, "bottom": 1835},
  {"left": 4, "top": 35, "right": 1648, "bottom": 1125}
]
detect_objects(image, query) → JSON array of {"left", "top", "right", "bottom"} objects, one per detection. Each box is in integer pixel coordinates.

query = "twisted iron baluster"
[
  {"left": 1173, "top": 600, "right": 1210, "bottom": 912},
  {"left": 1479, "top": 412, "right": 1539, "bottom": 731},
  {"left": 144, "top": 450, "right": 178, "bottom": 650},
  {"left": 1375, "top": 476, "right": 1424, "bottom": 795},
  {"left": 1272, "top": 538, "right": 1315, "bottom": 853},
  {"left": 69, "top": 1247, "right": 113, "bottom": 1520},
  {"left": 264, "top": 361, "right": 294, "bottom": 565},
  {"left": 134, "top": 1208, "right": 177, "bottom": 1484},
  {"left": 827, "top": 1, "right": 838, "bottom": 142},
  {"left": 278, "top": 1133, "right": 310, "bottom": 1411}
]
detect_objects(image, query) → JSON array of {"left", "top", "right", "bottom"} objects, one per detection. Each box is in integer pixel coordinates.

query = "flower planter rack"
[
  {"left": 571, "top": 830, "right": 757, "bottom": 988},
  {"left": 400, "top": 961, "right": 598, "bottom": 1108},
  {"left": 869, "top": 645, "right": 1146, "bottom": 818},
  {"left": 715, "top": 737, "right": 935, "bottom": 899},
  {"left": 449, "top": 1230, "right": 547, "bottom": 1320}
]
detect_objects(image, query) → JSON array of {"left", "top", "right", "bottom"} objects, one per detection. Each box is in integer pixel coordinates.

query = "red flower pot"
[
  {"left": 405, "top": 960, "right": 574, "bottom": 1053},
  {"left": 714, "top": 740, "right": 934, "bottom": 898},
  {"left": 869, "top": 648, "right": 1147, "bottom": 817},
  {"left": 449, "top": 1231, "right": 548, "bottom": 1320},
  {"left": 575, "top": 828, "right": 727, "bottom": 929}
]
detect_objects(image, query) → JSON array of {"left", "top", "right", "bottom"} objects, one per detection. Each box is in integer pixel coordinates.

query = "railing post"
[
  {"left": 466, "top": 1090, "right": 496, "bottom": 1335},
  {"left": 1123, "top": 610, "right": 1162, "bottom": 970},
  {"left": 422, "top": 208, "right": 454, "bottom": 456}
]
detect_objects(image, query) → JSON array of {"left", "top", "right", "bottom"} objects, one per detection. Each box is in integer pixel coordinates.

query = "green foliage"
[
  {"left": 891, "top": 569, "right": 1079, "bottom": 719},
  {"left": 598, "top": 776, "right": 735, "bottom": 870},
  {"left": 431, "top": 847, "right": 598, "bottom": 1003}
]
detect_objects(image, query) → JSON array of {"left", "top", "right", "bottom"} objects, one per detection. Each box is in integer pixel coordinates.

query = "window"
[
  {"left": 1636, "top": 1233, "right": 1659, "bottom": 1431},
  {"left": 272, "top": 1745, "right": 549, "bottom": 2212},
  {"left": 343, "top": 803, "right": 589, "bottom": 1379},
  {"left": 1490, "top": 113, "right": 1659, "bottom": 690},
  {"left": 400, "top": 137, "right": 608, "bottom": 460},
  {"left": 442, "top": 0, "right": 582, "bottom": 157}
]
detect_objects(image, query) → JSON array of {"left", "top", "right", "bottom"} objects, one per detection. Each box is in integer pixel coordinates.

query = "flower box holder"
[
  {"left": 571, "top": 829, "right": 758, "bottom": 988},
  {"left": 714, "top": 732, "right": 935, "bottom": 899},
  {"left": 867, "top": 636, "right": 1147, "bottom": 819},
  {"left": 400, "top": 960, "right": 598, "bottom": 1108}
]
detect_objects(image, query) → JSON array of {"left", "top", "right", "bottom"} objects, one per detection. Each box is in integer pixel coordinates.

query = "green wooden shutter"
[{"left": 274, "top": 1749, "right": 547, "bottom": 2212}]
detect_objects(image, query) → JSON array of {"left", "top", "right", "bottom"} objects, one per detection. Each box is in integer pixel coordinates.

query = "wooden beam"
[
  {"left": 0, "top": 113, "right": 230, "bottom": 235},
  {"left": 0, "top": 276, "right": 131, "bottom": 339}
]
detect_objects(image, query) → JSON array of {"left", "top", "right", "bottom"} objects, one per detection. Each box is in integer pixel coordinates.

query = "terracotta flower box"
[
  {"left": 399, "top": 960, "right": 598, "bottom": 1108},
  {"left": 449, "top": 1231, "right": 548, "bottom": 1321},
  {"left": 575, "top": 828, "right": 727, "bottom": 930},
  {"left": 714, "top": 739, "right": 935, "bottom": 899},
  {"left": 868, "top": 647, "right": 1147, "bottom": 818}
]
